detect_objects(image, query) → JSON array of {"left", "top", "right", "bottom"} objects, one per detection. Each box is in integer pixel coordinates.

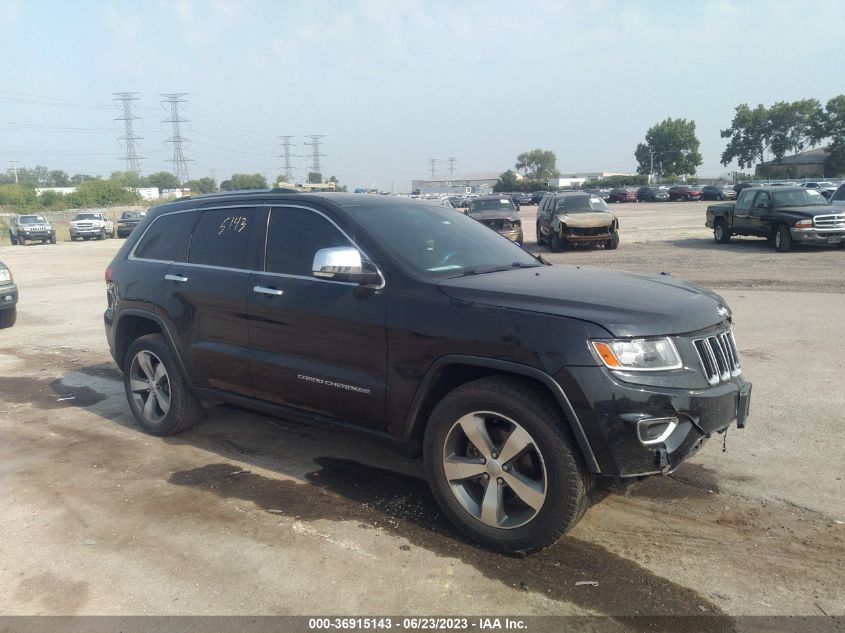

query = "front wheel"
[
  {"left": 0, "top": 307, "right": 16, "bottom": 329},
  {"left": 10, "top": 234, "right": 18, "bottom": 245},
  {"left": 423, "top": 376, "right": 591, "bottom": 555},
  {"left": 606, "top": 231, "right": 619, "bottom": 250},
  {"left": 536, "top": 221, "right": 545, "bottom": 245},
  {"left": 714, "top": 220, "right": 731, "bottom": 244},
  {"left": 775, "top": 224, "right": 792, "bottom": 252},
  {"left": 50, "top": 234, "right": 57, "bottom": 244},
  {"left": 98, "top": 230, "right": 106, "bottom": 240},
  {"left": 549, "top": 231, "right": 565, "bottom": 252},
  {"left": 124, "top": 334, "right": 202, "bottom": 436}
]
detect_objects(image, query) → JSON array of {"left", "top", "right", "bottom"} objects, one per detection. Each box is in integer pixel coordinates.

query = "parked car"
[
  {"left": 511, "top": 192, "right": 532, "bottom": 206},
  {"left": 104, "top": 191, "right": 750, "bottom": 554},
  {"left": 536, "top": 192, "right": 619, "bottom": 251},
  {"left": 530, "top": 191, "right": 549, "bottom": 205},
  {"left": 70, "top": 212, "right": 115, "bottom": 240},
  {"left": 467, "top": 195, "right": 523, "bottom": 244},
  {"left": 0, "top": 261, "right": 17, "bottom": 328},
  {"left": 116, "top": 211, "right": 147, "bottom": 238},
  {"left": 448, "top": 196, "right": 465, "bottom": 208},
  {"left": 706, "top": 186, "right": 844, "bottom": 251},
  {"left": 700, "top": 185, "right": 737, "bottom": 201},
  {"left": 668, "top": 185, "right": 703, "bottom": 201},
  {"left": 830, "top": 183, "right": 845, "bottom": 209},
  {"left": 802, "top": 182, "right": 838, "bottom": 200},
  {"left": 608, "top": 188, "right": 637, "bottom": 203},
  {"left": 636, "top": 187, "right": 670, "bottom": 202},
  {"left": 9, "top": 214, "right": 56, "bottom": 245},
  {"left": 733, "top": 183, "right": 760, "bottom": 195}
]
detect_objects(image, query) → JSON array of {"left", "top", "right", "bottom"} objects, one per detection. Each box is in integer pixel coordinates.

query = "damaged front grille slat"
[{"left": 694, "top": 329, "right": 741, "bottom": 384}]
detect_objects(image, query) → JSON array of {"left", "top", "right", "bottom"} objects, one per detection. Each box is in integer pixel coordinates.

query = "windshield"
[
  {"left": 19, "top": 216, "right": 46, "bottom": 224},
  {"left": 468, "top": 198, "right": 515, "bottom": 213},
  {"left": 73, "top": 213, "right": 99, "bottom": 220},
  {"left": 773, "top": 189, "right": 829, "bottom": 207},
  {"left": 557, "top": 195, "right": 609, "bottom": 213},
  {"left": 121, "top": 212, "right": 144, "bottom": 219},
  {"left": 344, "top": 203, "right": 539, "bottom": 279}
]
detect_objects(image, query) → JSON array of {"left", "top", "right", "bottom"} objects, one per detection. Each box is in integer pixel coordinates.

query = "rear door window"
[
  {"left": 188, "top": 207, "right": 258, "bottom": 270},
  {"left": 134, "top": 211, "right": 197, "bottom": 262}
]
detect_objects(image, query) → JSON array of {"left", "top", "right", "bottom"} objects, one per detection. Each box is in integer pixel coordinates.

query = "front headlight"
[
  {"left": 0, "top": 268, "right": 11, "bottom": 283},
  {"left": 591, "top": 337, "right": 682, "bottom": 371},
  {"left": 794, "top": 219, "right": 813, "bottom": 229}
]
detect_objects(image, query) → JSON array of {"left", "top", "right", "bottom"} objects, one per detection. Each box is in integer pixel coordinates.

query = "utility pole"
[
  {"left": 649, "top": 150, "right": 654, "bottom": 184},
  {"left": 428, "top": 158, "right": 439, "bottom": 178},
  {"left": 10, "top": 160, "right": 19, "bottom": 184},
  {"left": 161, "top": 93, "right": 191, "bottom": 184},
  {"left": 113, "top": 92, "right": 144, "bottom": 174},
  {"left": 278, "top": 136, "right": 296, "bottom": 182},
  {"left": 303, "top": 135, "right": 326, "bottom": 182},
  {"left": 447, "top": 156, "right": 457, "bottom": 176}
]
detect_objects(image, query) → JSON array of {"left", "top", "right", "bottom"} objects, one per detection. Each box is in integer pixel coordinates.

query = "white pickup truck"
[{"left": 69, "top": 212, "right": 115, "bottom": 241}]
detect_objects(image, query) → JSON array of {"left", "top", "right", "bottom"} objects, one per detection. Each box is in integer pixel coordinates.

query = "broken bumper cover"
[{"left": 557, "top": 366, "right": 751, "bottom": 477}]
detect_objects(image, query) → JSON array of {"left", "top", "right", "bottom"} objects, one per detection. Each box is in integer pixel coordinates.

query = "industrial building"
[{"left": 411, "top": 172, "right": 505, "bottom": 195}]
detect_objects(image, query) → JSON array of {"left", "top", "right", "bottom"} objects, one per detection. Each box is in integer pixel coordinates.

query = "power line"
[
  {"left": 303, "top": 135, "right": 326, "bottom": 177},
  {"left": 447, "top": 156, "right": 457, "bottom": 176},
  {"left": 113, "top": 92, "right": 144, "bottom": 174},
  {"left": 278, "top": 136, "right": 295, "bottom": 181},
  {"left": 161, "top": 93, "right": 192, "bottom": 184},
  {"left": 428, "top": 158, "right": 439, "bottom": 178}
]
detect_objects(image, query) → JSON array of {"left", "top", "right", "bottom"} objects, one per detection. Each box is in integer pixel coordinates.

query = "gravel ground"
[{"left": 0, "top": 203, "right": 842, "bottom": 623}]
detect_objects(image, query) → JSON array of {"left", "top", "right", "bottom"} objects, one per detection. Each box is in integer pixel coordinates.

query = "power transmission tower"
[
  {"left": 161, "top": 93, "right": 192, "bottom": 184},
  {"left": 113, "top": 92, "right": 144, "bottom": 174},
  {"left": 278, "top": 136, "right": 296, "bottom": 182},
  {"left": 9, "top": 160, "right": 19, "bottom": 184},
  {"left": 447, "top": 156, "right": 457, "bottom": 176},
  {"left": 303, "top": 135, "right": 326, "bottom": 181},
  {"left": 428, "top": 158, "right": 439, "bottom": 178}
]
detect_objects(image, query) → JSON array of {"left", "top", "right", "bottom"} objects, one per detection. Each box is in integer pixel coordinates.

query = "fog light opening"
[{"left": 637, "top": 417, "right": 679, "bottom": 445}]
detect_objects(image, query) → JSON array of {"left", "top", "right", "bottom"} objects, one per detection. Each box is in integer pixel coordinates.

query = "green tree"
[
  {"left": 635, "top": 117, "right": 702, "bottom": 180},
  {"left": 720, "top": 104, "right": 772, "bottom": 175},
  {"left": 184, "top": 177, "right": 217, "bottom": 193},
  {"left": 0, "top": 184, "right": 38, "bottom": 209},
  {"left": 493, "top": 169, "right": 520, "bottom": 192},
  {"left": 219, "top": 179, "right": 233, "bottom": 191},
  {"left": 307, "top": 171, "right": 323, "bottom": 184},
  {"left": 48, "top": 170, "right": 70, "bottom": 187},
  {"left": 142, "top": 171, "right": 180, "bottom": 190},
  {"left": 69, "top": 179, "right": 139, "bottom": 207},
  {"left": 70, "top": 174, "right": 97, "bottom": 184},
  {"left": 514, "top": 149, "right": 558, "bottom": 181},
  {"left": 110, "top": 171, "right": 143, "bottom": 188},
  {"left": 226, "top": 173, "right": 267, "bottom": 190},
  {"left": 767, "top": 100, "right": 823, "bottom": 171},
  {"left": 816, "top": 95, "right": 845, "bottom": 176}
]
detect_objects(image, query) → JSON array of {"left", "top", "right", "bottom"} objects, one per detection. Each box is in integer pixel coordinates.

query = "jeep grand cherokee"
[{"left": 104, "top": 191, "right": 751, "bottom": 554}]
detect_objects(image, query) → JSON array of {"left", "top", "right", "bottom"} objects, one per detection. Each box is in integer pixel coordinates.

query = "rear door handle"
[
  {"left": 165, "top": 274, "right": 189, "bottom": 283},
  {"left": 253, "top": 285, "right": 284, "bottom": 297}
]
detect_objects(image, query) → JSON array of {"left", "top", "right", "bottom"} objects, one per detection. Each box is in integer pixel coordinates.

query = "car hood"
[
  {"left": 468, "top": 210, "right": 519, "bottom": 222},
  {"left": 437, "top": 266, "right": 728, "bottom": 337},
  {"left": 555, "top": 212, "right": 614, "bottom": 228}
]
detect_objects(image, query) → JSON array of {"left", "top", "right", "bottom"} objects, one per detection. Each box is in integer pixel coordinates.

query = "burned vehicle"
[
  {"left": 467, "top": 195, "right": 524, "bottom": 245},
  {"left": 536, "top": 192, "right": 619, "bottom": 251}
]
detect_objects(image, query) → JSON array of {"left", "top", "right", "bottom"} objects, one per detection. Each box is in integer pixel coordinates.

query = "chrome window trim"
[{"left": 128, "top": 203, "right": 386, "bottom": 289}]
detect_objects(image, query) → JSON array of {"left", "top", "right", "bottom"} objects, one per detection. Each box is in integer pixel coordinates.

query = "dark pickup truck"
[{"left": 706, "top": 186, "right": 845, "bottom": 251}]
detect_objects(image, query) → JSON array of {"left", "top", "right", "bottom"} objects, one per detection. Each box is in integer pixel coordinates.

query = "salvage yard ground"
[{"left": 0, "top": 201, "right": 842, "bottom": 624}]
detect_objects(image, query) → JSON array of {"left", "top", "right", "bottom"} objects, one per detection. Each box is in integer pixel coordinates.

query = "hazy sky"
[{"left": 2, "top": 0, "right": 843, "bottom": 190}]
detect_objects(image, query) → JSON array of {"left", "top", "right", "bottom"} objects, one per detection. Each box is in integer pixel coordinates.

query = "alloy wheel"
[
  {"left": 129, "top": 350, "right": 171, "bottom": 424},
  {"left": 442, "top": 411, "right": 547, "bottom": 529}
]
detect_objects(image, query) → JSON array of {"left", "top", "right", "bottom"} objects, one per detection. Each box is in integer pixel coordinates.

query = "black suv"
[{"left": 104, "top": 191, "right": 751, "bottom": 554}]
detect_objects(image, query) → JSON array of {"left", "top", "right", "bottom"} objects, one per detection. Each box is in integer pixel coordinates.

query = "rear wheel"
[
  {"left": 714, "top": 219, "right": 731, "bottom": 244},
  {"left": 423, "top": 376, "right": 591, "bottom": 555},
  {"left": 775, "top": 224, "right": 792, "bottom": 252},
  {"left": 124, "top": 334, "right": 202, "bottom": 436}
]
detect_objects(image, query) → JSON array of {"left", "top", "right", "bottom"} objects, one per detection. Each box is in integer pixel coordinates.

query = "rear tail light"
[{"left": 104, "top": 266, "right": 113, "bottom": 283}]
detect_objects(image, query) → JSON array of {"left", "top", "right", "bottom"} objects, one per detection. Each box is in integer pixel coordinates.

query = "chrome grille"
[
  {"left": 814, "top": 213, "right": 845, "bottom": 229},
  {"left": 693, "top": 329, "right": 741, "bottom": 385}
]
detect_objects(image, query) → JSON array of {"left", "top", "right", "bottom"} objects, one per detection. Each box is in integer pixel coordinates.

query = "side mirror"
[{"left": 312, "top": 247, "right": 380, "bottom": 286}]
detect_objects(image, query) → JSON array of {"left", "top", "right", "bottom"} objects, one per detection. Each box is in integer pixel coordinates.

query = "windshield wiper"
[{"left": 454, "top": 262, "right": 540, "bottom": 278}]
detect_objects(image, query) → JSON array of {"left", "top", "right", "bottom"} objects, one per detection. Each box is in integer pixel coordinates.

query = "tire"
[
  {"left": 124, "top": 334, "right": 202, "bottom": 436},
  {"left": 423, "top": 376, "right": 591, "bottom": 555},
  {"left": 98, "top": 229, "right": 106, "bottom": 240},
  {"left": 0, "top": 307, "right": 16, "bottom": 329},
  {"left": 536, "top": 221, "right": 545, "bottom": 245},
  {"left": 775, "top": 224, "right": 792, "bottom": 252},
  {"left": 17, "top": 236, "right": 25, "bottom": 246},
  {"left": 714, "top": 219, "right": 731, "bottom": 244},
  {"left": 549, "top": 231, "right": 565, "bottom": 252},
  {"left": 606, "top": 231, "right": 619, "bottom": 250},
  {"left": 50, "top": 234, "right": 57, "bottom": 244},
  {"left": 9, "top": 234, "right": 17, "bottom": 246}
]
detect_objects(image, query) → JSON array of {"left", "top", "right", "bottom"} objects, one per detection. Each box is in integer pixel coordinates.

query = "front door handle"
[
  {"left": 253, "top": 285, "right": 284, "bottom": 297},
  {"left": 165, "top": 274, "right": 189, "bottom": 283}
]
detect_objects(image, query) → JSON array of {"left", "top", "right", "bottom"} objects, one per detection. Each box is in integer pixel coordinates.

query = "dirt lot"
[{"left": 0, "top": 201, "right": 843, "bottom": 625}]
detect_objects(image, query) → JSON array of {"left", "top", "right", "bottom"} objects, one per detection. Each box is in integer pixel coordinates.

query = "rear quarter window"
[{"left": 134, "top": 211, "right": 197, "bottom": 262}]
